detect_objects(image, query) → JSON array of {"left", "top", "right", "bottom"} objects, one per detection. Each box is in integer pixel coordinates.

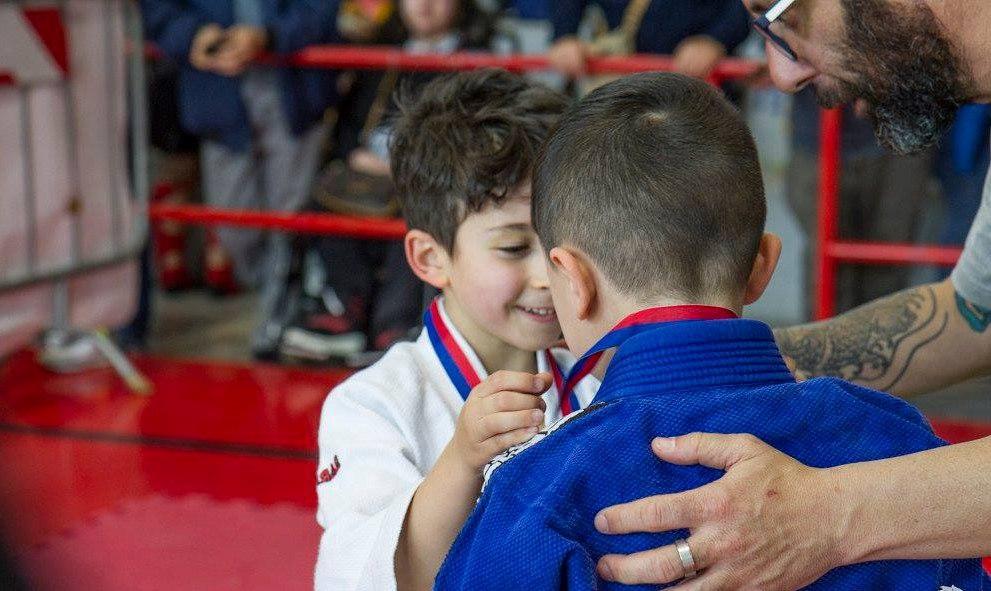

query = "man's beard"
[{"left": 817, "top": 0, "right": 970, "bottom": 155}]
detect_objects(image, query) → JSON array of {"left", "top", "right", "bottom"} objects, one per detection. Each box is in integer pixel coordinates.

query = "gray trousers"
[
  {"left": 201, "top": 72, "right": 327, "bottom": 344},
  {"left": 787, "top": 149, "right": 935, "bottom": 316}
]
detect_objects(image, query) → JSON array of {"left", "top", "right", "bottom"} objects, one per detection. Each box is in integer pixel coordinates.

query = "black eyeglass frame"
[{"left": 752, "top": 0, "right": 799, "bottom": 61}]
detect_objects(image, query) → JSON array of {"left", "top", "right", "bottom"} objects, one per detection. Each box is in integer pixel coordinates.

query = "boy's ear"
[
  {"left": 548, "top": 246, "right": 597, "bottom": 320},
  {"left": 743, "top": 232, "right": 782, "bottom": 305},
  {"left": 404, "top": 229, "right": 451, "bottom": 290}
]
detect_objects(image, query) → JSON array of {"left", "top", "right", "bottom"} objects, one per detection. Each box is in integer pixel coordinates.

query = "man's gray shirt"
[{"left": 951, "top": 154, "right": 991, "bottom": 308}]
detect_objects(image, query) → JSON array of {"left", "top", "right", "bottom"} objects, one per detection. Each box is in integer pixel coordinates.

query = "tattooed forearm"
[{"left": 774, "top": 286, "right": 949, "bottom": 390}]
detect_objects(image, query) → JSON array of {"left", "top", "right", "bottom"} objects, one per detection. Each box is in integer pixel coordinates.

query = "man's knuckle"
[
  {"left": 738, "top": 433, "right": 762, "bottom": 449},
  {"left": 703, "top": 488, "right": 732, "bottom": 520}
]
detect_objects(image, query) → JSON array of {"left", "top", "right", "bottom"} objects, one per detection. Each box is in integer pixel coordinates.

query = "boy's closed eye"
[
  {"left": 488, "top": 225, "right": 535, "bottom": 259},
  {"left": 495, "top": 243, "right": 532, "bottom": 257}
]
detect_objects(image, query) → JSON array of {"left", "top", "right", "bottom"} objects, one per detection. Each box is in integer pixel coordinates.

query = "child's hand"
[{"left": 450, "top": 371, "right": 552, "bottom": 472}]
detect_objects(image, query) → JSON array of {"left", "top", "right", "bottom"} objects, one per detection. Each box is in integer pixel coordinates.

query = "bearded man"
[{"left": 588, "top": 1, "right": 991, "bottom": 589}]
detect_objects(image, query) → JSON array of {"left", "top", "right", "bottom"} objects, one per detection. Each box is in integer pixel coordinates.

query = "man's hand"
[
  {"left": 594, "top": 433, "right": 845, "bottom": 590},
  {"left": 189, "top": 24, "right": 226, "bottom": 72},
  {"left": 548, "top": 37, "right": 589, "bottom": 79},
  {"left": 672, "top": 36, "right": 726, "bottom": 80},
  {"left": 448, "top": 371, "right": 550, "bottom": 472},
  {"left": 211, "top": 25, "right": 269, "bottom": 77}
]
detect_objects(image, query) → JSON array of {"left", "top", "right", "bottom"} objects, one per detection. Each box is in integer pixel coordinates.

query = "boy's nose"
[
  {"left": 528, "top": 254, "right": 551, "bottom": 290},
  {"left": 766, "top": 42, "right": 819, "bottom": 93}
]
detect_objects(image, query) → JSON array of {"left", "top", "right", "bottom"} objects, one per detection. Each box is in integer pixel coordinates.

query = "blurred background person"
[
  {"left": 282, "top": 0, "right": 498, "bottom": 365},
  {"left": 142, "top": 0, "right": 342, "bottom": 360},
  {"left": 546, "top": 0, "right": 751, "bottom": 83}
]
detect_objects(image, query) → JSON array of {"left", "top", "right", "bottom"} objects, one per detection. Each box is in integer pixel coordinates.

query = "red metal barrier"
[
  {"left": 149, "top": 204, "right": 407, "bottom": 241},
  {"left": 147, "top": 46, "right": 767, "bottom": 240},
  {"left": 814, "top": 109, "right": 842, "bottom": 320},
  {"left": 812, "top": 111, "right": 965, "bottom": 320},
  {"left": 281, "top": 45, "right": 763, "bottom": 85}
]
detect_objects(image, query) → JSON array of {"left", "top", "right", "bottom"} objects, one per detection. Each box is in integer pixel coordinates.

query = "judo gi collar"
[
  {"left": 423, "top": 299, "right": 570, "bottom": 403},
  {"left": 560, "top": 306, "right": 739, "bottom": 402},
  {"left": 595, "top": 317, "right": 797, "bottom": 402}
]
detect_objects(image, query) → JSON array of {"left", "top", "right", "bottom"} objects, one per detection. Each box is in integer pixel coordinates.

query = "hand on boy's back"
[{"left": 449, "top": 371, "right": 551, "bottom": 473}]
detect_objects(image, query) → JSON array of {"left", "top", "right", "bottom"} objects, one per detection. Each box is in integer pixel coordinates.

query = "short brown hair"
[
  {"left": 391, "top": 69, "right": 568, "bottom": 251},
  {"left": 533, "top": 73, "right": 766, "bottom": 301}
]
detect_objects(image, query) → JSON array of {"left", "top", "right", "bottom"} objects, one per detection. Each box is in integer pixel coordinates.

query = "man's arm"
[
  {"left": 774, "top": 278, "right": 991, "bottom": 396},
  {"left": 594, "top": 433, "right": 991, "bottom": 590}
]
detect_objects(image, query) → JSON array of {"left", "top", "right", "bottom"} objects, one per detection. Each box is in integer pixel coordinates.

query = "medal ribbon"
[
  {"left": 423, "top": 300, "right": 482, "bottom": 400},
  {"left": 559, "top": 305, "right": 739, "bottom": 404},
  {"left": 425, "top": 300, "right": 572, "bottom": 409}
]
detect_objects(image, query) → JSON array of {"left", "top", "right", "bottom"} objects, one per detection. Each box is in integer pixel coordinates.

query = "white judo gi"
[{"left": 314, "top": 299, "right": 597, "bottom": 591}]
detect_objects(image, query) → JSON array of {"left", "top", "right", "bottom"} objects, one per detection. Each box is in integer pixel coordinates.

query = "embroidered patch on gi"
[
  {"left": 939, "top": 585, "right": 963, "bottom": 591},
  {"left": 480, "top": 402, "right": 608, "bottom": 494},
  {"left": 318, "top": 455, "right": 341, "bottom": 485}
]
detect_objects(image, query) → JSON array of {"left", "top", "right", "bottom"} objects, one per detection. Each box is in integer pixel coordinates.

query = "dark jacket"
[
  {"left": 142, "top": 0, "right": 341, "bottom": 150},
  {"left": 551, "top": 0, "right": 751, "bottom": 55}
]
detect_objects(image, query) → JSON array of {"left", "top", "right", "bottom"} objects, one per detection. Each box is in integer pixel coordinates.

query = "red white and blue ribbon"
[
  {"left": 558, "top": 305, "right": 739, "bottom": 404},
  {"left": 424, "top": 300, "right": 577, "bottom": 413},
  {"left": 545, "top": 350, "right": 580, "bottom": 416},
  {"left": 423, "top": 300, "right": 483, "bottom": 400}
]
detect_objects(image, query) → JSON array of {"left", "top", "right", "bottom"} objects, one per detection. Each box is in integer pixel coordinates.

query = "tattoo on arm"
[
  {"left": 774, "top": 286, "right": 948, "bottom": 391},
  {"left": 955, "top": 292, "right": 991, "bottom": 333}
]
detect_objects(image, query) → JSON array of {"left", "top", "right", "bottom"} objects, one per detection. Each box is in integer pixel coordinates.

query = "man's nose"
[{"left": 766, "top": 42, "right": 819, "bottom": 93}]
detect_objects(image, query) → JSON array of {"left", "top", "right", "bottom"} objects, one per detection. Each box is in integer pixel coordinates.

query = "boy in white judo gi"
[{"left": 314, "top": 69, "right": 598, "bottom": 591}]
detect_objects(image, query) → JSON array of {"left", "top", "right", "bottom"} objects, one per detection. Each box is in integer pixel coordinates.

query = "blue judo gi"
[{"left": 436, "top": 318, "right": 989, "bottom": 590}]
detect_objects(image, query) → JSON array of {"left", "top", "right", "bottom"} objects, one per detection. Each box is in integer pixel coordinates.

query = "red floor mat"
[
  {"left": 0, "top": 350, "right": 350, "bottom": 590},
  {"left": 1, "top": 350, "right": 989, "bottom": 585},
  {"left": 19, "top": 495, "right": 320, "bottom": 591}
]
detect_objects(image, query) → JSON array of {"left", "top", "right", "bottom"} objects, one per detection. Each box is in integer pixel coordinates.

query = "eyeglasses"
[{"left": 752, "top": 0, "right": 800, "bottom": 61}]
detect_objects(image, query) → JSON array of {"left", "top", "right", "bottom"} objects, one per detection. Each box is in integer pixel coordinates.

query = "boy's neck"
[
  {"left": 584, "top": 295, "right": 743, "bottom": 380},
  {"left": 441, "top": 295, "right": 538, "bottom": 375}
]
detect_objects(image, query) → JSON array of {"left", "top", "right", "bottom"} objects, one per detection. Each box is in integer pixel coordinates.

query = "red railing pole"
[{"left": 814, "top": 108, "right": 842, "bottom": 320}]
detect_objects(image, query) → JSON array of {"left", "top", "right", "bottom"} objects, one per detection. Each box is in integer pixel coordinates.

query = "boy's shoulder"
[
  {"left": 481, "top": 375, "right": 944, "bottom": 496},
  {"left": 794, "top": 375, "right": 934, "bottom": 431},
  {"left": 320, "top": 330, "right": 454, "bottom": 420}
]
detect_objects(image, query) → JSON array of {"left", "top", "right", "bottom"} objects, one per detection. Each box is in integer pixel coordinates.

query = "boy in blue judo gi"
[{"left": 434, "top": 72, "right": 990, "bottom": 590}]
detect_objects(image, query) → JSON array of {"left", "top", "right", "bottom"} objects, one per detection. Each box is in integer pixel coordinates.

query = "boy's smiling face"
[{"left": 441, "top": 184, "right": 562, "bottom": 356}]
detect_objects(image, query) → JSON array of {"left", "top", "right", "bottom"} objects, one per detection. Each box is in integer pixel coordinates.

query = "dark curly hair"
[{"left": 390, "top": 68, "right": 569, "bottom": 252}]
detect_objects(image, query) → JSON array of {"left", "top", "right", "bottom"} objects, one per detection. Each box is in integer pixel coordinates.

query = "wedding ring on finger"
[{"left": 674, "top": 538, "right": 698, "bottom": 579}]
